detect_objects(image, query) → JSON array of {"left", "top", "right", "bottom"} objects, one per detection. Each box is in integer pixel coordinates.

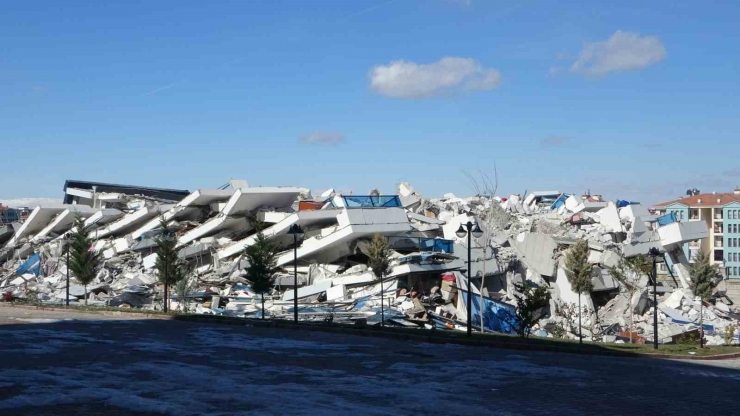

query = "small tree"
[
  {"left": 463, "top": 167, "right": 508, "bottom": 333},
  {"left": 173, "top": 265, "right": 196, "bottom": 313},
  {"left": 367, "top": 233, "right": 392, "bottom": 327},
  {"left": 511, "top": 281, "right": 551, "bottom": 338},
  {"left": 611, "top": 255, "right": 652, "bottom": 343},
  {"left": 244, "top": 232, "right": 278, "bottom": 319},
  {"left": 565, "top": 240, "right": 593, "bottom": 344},
  {"left": 155, "top": 220, "right": 186, "bottom": 312},
  {"left": 689, "top": 252, "right": 719, "bottom": 348},
  {"left": 67, "top": 214, "right": 102, "bottom": 305}
]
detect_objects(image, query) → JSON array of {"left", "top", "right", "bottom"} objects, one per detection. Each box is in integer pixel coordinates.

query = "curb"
[{"left": 3, "top": 303, "right": 740, "bottom": 361}]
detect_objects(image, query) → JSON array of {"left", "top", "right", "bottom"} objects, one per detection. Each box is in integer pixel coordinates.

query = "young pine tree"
[
  {"left": 67, "top": 214, "right": 102, "bottom": 305},
  {"left": 610, "top": 255, "right": 652, "bottom": 344},
  {"left": 173, "top": 268, "right": 196, "bottom": 313},
  {"left": 689, "top": 252, "right": 719, "bottom": 348},
  {"left": 565, "top": 239, "right": 593, "bottom": 344},
  {"left": 244, "top": 232, "right": 278, "bottom": 319},
  {"left": 511, "top": 281, "right": 551, "bottom": 338},
  {"left": 367, "top": 233, "right": 392, "bottom": 327},
  {"left": 155, "top": 221, "right": 185, "bottom": 312}
]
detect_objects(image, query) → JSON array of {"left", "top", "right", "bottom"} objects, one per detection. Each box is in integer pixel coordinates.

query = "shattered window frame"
[{"left": 341, "top": 195, "right": 402, "bottom": 208}]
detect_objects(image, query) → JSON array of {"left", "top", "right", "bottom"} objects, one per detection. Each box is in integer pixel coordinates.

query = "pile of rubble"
[{"left": 1, "top": 180, "right": 737, "bottom": 346}]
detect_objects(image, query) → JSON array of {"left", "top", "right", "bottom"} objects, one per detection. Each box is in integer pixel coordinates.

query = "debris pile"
[{"left": 1, "top": 180, "right": 738, "bottom": 346}]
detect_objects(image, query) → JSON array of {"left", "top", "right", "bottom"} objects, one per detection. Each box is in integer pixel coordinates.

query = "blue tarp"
[
  {"left": 16, "top": 253, "right": 42, "bottom": 276},
  {"left": 657, "top": 212, "right": 678, "bottom": 226},
  {"left": 461, "top": 290, "right": 517, "bottom": 334},
  {"left": 616, "top": 200, "right": 641, "bottom": 208},
  {"left": 550, "top": 193, "right": 571, "bottom": 210}
]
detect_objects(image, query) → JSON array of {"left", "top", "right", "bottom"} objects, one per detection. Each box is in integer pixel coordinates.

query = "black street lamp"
[
  {"left": 456, "top": 220, "right": 483, "bottom": 337},
  {"left": 64, "top": 235, "right": 71, "bottom": 307},
  {"left": 648, "top": 247, "right": 661, "bottom": 350},
  {"left": 287, "top": 223, "right": 304, "bottom": 323},
  {"left": 162, "top": 232, "right": 175, "bottom": 313}
]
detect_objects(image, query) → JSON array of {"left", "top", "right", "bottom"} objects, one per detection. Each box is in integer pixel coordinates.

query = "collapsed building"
[{"left": 1, "top": 180, "right": 738, "bottom": 346}]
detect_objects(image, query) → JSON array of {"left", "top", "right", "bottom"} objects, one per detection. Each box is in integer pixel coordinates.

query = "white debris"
[{"left": 2, "top": 179, "right": 734, "bottom": 347}]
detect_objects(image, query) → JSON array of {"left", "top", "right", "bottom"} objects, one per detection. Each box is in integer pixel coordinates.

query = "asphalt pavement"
[{"left": 0, "top": 306, "right": 738, "bottom": 415}]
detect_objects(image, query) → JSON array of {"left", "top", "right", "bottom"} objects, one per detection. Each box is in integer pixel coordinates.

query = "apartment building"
[{"left": 653, "top": 188, "right": 740, "bottom": 278}]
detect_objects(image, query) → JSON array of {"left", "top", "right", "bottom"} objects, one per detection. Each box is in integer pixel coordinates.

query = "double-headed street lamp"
[
  {"left": 455, "top": 220, "right": 483, "bottom": 337},
  {"left": 287, "top": 223, "right": 304, "bottom": 323},
  {"left": 648, "top": 247, "right": 661, "bottom": 350}
]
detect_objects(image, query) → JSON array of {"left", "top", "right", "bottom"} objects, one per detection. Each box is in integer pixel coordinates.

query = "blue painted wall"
[{"left": 724, "top": 202, "right": 740, "bottom": 279}]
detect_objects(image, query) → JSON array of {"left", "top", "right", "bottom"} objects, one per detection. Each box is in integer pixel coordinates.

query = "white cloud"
[
  {"left": 570, "top": 31, "right": 667, "bottom": 76},
  {"left": 541, "top": 137, "right": 569, "bottom": 146},
  {"left": 0, "top": 198, "right": 63, "bottom": 208},
  {"left": 300, "top": 131, "right": 345, "bottom": 146},
  {"left": 548, "top": 66, "right": 564, "bottom": 76},
  {"left": 369, "top": 57, "right": 501, "bottom": 99}
]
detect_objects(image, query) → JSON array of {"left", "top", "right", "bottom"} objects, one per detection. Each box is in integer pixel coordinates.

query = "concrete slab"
[
  {"left": 5, "top": 205, "right": 69, "bottom": 247},
  {"left": 130, "top": 189, "right": 233, "bottom": 240},
  {"left": 658, "top": 221, "right": 709, "bottom": 249},
  {"left": 509, "top": 232, "right": 557, "bottom": 277},
  {"left": 274, "top": 208, "right": 411, "bottom": 267},
  {"left": 90, "top": 205, "right": 174, "bottom": 240},
  {"left": 595, "top": 202, "right": 623, "bottom": 233},
  {"left": 217, "top": 210, "right": 339, "bottom": 259},
  {"left": 282, "top": 280, "right": 332, "bottom": 301},
  {"left": 32, "top": 206, "right": 100, "bottom": 242},
  {"left": 177, "top": 187, "right": 302, "bottom": 247}
]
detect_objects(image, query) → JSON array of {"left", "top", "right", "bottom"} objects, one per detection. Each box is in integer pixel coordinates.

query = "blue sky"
[{"left": 2, "top": 0, "right": 739, "bottom": 205}]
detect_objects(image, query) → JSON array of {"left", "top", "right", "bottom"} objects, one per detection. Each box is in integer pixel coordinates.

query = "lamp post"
[
  {"left": 456, "top": 220, "right": 484, "bottom": 337},
  {"left": 648, "top": 247, "right": 661, "bottom": 350},
  {"left": 287, "top": 224, "right": 304, "bottom": 323},
  {"left": 162, "top": 232, "right": 176, "bottom": 313},
  {"left": 64, "top": 235, "right": 71, "bottom": 307}
]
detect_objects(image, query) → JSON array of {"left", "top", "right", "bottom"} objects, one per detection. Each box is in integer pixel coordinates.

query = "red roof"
[{"left": 653, "top": 193, "right": 740, "bottom": 209}]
